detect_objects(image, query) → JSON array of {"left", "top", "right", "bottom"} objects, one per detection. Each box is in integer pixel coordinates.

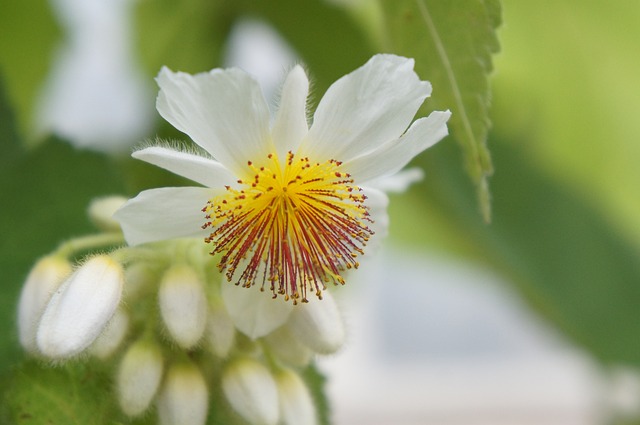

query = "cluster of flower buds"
[{"left": 16, "top": 196, "right": 347, "bottom": 425}]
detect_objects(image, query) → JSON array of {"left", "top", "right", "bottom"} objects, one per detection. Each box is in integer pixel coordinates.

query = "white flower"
[
  {"left": 36, "top": 255, "right": 124, "bottom": 359},
  {"left": 114, "top": 54, "right": 450, "bottom": 302}
]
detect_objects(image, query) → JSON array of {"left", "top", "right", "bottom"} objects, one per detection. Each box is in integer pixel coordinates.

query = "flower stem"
[{"left": 55, "top": 233, "right": 125, "bottom": 258}]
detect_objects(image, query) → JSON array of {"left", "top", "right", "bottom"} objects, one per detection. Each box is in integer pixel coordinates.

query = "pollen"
[{"left": 202, "top": 152, "right": 373, "bottom": 303}]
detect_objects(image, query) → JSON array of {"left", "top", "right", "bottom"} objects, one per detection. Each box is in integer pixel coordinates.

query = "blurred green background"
[{"left": 1, "top": 0, "right": 640, "bottom": 422}]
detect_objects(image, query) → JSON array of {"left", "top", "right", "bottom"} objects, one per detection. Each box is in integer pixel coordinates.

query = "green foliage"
[
  {"left": 2, "top": 361, "right": 118, "bottom": 425},
  {"left": 381, "top": 0, "right": 500, "bottom": 221}
]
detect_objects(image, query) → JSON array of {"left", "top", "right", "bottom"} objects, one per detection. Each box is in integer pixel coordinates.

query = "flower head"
[{"left": 115, "top": 54, "right": 450, "bottom": 302}]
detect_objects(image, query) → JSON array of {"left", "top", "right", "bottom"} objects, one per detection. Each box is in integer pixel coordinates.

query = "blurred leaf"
[
  {"left": 0, "top": 0, "right": 60, "bottom": 141},
  {"left": 381, "top": 0, "right": 501, "bottom": 222},
  {"left": 0, "top": 136, "right": 126, "bottom": 376},
  {"left": 237, "top": 0, "right": 374, "bottom": 97},
  {"left": 2, "top": 361, "right": 117, "bottom": 425},
  {"left": 134, "top": 0, "right": 233, "bottom": 75},
  {"left": 302, "top": 364, "right": 330, "bottom": 425},
  {"left": 410, "top": 136, "right": 640, "bottom": 366}
]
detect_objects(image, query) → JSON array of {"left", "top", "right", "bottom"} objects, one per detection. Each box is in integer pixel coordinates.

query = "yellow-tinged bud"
[
  {"left": 276, "top": 369, "right": 317, "bottom": 425},
  {"left": 90, "top": 308, "right": 129, "bottom": 359},
  {"left": 222, "top": 358, "right": 279, "bottom": 425},
  {"left": 17, "top": 256, "right": 71, "bottom": 354},
  {"left": 205, "top": 303, "right": 235, "bottom": 358},
  {"left": 117, "top": 340, "right": 164, "bottom": 416},
  {"left": 158, "top": 264, "right": 208, "bottom": 349},
  {"left": 36, "top": 255, "right": 124, "bottom": 359},
  {"left": 157, "top": 362, "right": 208, "bottom": 425},
  {"left": 264, "top": 326, "right": 313, "bottom": 367},
  {"left": 87, "top": 195, "right": 128, "bottom": 232}
]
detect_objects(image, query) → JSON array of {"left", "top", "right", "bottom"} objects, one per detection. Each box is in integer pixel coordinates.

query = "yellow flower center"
[{"left": 203, "top": 152, "right": 373, "bottom": 303}]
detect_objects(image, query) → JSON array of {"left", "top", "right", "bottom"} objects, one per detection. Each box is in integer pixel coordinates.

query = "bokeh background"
[{"left": 1, "top": 0, "right": 640, "bottom": 424}]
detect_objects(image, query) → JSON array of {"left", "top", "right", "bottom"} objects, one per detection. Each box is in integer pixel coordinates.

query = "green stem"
[{"left": 55, "top": 232, "right": 125, "bottom": 258}]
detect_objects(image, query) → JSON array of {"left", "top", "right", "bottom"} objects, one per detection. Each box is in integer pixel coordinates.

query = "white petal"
[
  {"left": 156, "top": 67, "right": 272, "bottom": 176},
  {"left": 303, "top": 54, "right": 431, "bottom": 162},
  {"left": 221, "top": 282, "right": 293, "bottom": 340},
  {"left": 287, "top": 290, "right": 345, "bottom": 354},
  {"left": 271, "top": 65, "right": 309, "bottom": 159},
  {"left": 133, "top": 146, "right": 235, "bottom": 188},
  {"left": 114, "top": 187, "right": 217, "bottom": 246},
  {"left": 361, "top": 186, "right": 389, "bottom": 256},
  {"left": 344, "top": 110, "right": 451, "bottom": 183},
  {"left": 365, "top": 168, "right": 424, "bottom": 193}
]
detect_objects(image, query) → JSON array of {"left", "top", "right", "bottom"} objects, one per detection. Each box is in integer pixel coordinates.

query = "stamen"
[{"left": 203, "top": 152, "right": 373, "bottom": 302}]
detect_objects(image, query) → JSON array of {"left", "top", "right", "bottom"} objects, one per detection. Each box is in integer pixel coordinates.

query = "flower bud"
[
  {"left": 221, "top": 279, "right": 292, "bottom": 339},
  {"left": 276, "top": 369, "right": 317, "bottom": 425},
  {"left": 157, "top": 362, "right": 208, "bottom": 425},
  {"left": 287, "top": 290, "right": 345, "bottom": 354},
  {"left": 123, "top": 262, "right": 156, "bottom": 301},
  {"left": 158, "top": 264, "right": 208, "bottom": 349},
  {"left": 117, "top": 340, "right": 164, "bottom": 417},
  {"left": 205, "top": 303, "right": 235, "bottom": 358},
  {"left": 264, "top": 326, "right": 312, "bottom": 367},
  {"left": 36, "top": 255, "right": 124, "bottom": 359},
  {"left": 222, "top": 358, "right": 279, "bottom": 425},
  {"left": 87, "top": 195, "right": 128, "bottom": 232},
  {"left": 90, "top": 308, "right": 129, "bottom": 359},
  {"left": 17, "top": 256, "right": 71, "bottom": 354}
]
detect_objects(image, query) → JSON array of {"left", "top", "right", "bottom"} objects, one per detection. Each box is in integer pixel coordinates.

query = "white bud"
[
  {"left": 264, "top": 326, "right": 313, "bottom": 367},
  {"left": 87, "top": 195, "right": 128, "bottom": 232},
  {"left": 117, "top": 340, "right": 164, "bottom": 417},
  {"left": 158, "top": 265, "right": 208, "bottom": 349},
  {"left": 90, "top": 308, "right": 129, "bottom": 359},
  {"left": 205, "top": 303, "right": 235, "bottom": 358},
  {"left": 157, "top": 362, "right": 208, "bottom": 425},
  {"left": 222, "top": 358, "right": 279, "bottom": 425},
  {"left": 287, "top": 290, "right": 345, "bottom": 354},
  {"left": 221, "top": 279, "right": 292, "bottom": 339},
  {"left": 276, "top": 369, "right": 317, "bottom": 425},
  {"left": 36, "top": 256, "right": 124, "bottom": 359},
  {"left": 17, "top": 256, "right": 71, "bottom": 354}
]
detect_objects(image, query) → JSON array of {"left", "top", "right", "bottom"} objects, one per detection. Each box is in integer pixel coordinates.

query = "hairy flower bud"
[
  {"left": 157, "top": 362, "right": 208, "bottom": 425},
  {"left": 276, "top": 369, "right": 317, "bottom": 425},
  {"left": 158, "top": 264, "right": 208, "bottom": 349},
  {"left": 17, "top": 256, "right": 71, "bottom": 354},
  {"left": 87, "top": 195, "right": 128, "bottom": 232},
  {"left": 205, "top": 302, "right": 236, "bottom": 358},
  {"left": 117, "top": 340, "right": 164, "bottom": 417},
  {"left": 90, "top": 308, "right": 129, "bottom": 359},
  {"left": 222, "top": 358, "right": 279, "bottom": 425},
  {"left": 36, "top": 255, "right": 124, "bottom": 359},
  {"left": 287, "top": 290, "right": 345, "bottom": 354}
]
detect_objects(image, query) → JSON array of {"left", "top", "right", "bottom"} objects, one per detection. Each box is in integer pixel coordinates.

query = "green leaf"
[
  {"left": 2, "top": 361, "right": 117, "bottom": 425},
  {"left": 381, "top": 0, "right": 501, "bottom": 222}
]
